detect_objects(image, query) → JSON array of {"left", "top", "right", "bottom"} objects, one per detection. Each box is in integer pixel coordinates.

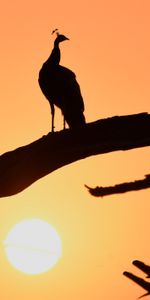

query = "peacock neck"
[{"left": 47, "top": 41, "right": 60, "bottom": 66}]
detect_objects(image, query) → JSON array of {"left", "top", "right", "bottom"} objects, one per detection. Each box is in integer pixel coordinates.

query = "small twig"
[{"left": 85, "top": 175, "right": 150, "bottom": 197}]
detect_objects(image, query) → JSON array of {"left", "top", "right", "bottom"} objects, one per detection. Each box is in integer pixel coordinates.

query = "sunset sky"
[{"left": 0, "top": 0, "right": 150, "bottom": 299}]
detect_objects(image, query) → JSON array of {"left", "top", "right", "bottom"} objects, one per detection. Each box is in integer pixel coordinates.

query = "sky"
[{"left": 0, "top": 0, "right": 150, "bottom": 299}]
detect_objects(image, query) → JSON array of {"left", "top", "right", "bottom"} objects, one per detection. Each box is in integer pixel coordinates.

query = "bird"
[{"left": 38, "top": 29, "right": 86, "bottom": 132}]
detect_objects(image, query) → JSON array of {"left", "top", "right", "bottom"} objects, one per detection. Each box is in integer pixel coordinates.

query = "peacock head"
[{"left": 52, "top": 29, "right": 69, "bottom": 44}]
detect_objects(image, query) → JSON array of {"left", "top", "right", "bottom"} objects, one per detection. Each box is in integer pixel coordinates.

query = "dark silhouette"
[
  {"left": 133, "top": 261, "right": 150, "bottom": 278},
  {"left": 85, "top": 174, "right": 150, "bottom": 197},
  {"left": 123, "top": 271, "right": 150, "bottom": 299},
  {"left": 38, "top": 29, "right": 85, "bottom": 132},
  {"left": 0, "top": 113, "right": 150, "bottom": 197}
]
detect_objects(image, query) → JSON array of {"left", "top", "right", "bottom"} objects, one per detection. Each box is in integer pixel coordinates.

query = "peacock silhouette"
[{"left": 38, "top": 29, "right": 86, "bottom": 132}]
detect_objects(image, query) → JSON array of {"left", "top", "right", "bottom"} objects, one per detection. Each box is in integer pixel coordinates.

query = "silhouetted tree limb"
[
  {"left": 0, "top": 112, "right": 150, "bottom": 197},
  {"left": 85, "top": 174, "right": 150, "bottom": 197},
  {"left": 123, "top": 260, "right": 150, "bottom": 298}
]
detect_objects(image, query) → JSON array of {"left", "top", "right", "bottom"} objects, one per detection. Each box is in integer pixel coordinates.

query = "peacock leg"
[
  {"left": 50, "top": 102, "right": 55, "bottom": 132},
  {"left": 63, "top": 116, "right": 66, "bottom": 130}
]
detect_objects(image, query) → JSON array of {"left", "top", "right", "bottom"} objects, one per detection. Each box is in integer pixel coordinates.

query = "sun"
[{"left": 4, "top": 219, "right": 62, "bottom": 275}]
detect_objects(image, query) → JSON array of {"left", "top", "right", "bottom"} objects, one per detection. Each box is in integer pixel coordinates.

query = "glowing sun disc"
[{"left": 4, "top": 219, "right": 62, "bottom": 275}]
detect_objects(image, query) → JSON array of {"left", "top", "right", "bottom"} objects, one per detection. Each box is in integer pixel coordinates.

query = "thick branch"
[{"left": 1, "top": 112, "right": 150, "bottom": 197}]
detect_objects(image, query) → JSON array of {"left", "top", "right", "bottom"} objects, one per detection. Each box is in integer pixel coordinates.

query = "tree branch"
[
  {"left": 1, "top": 112, "right": 150, "bottom": 197},
  {"left": 85, "top": 174, "right": 150, "bottom": 197}
]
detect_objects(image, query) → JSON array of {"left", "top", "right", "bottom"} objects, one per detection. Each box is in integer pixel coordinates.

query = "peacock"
[{"left": 38, "top": 29, "right": 85, "bottom": 132}]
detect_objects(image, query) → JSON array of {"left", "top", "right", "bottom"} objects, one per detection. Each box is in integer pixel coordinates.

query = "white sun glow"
[{"left": 4, "top": 219, "right": 62, "bottom": 275}]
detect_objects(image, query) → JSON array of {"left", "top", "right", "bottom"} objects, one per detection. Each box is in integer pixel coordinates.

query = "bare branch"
[
  {"left": 85, "top": 174, "right": 150, "bottom": 197},
  {"left": 0, "top": 112, "right": 150, "bottom": 197}
]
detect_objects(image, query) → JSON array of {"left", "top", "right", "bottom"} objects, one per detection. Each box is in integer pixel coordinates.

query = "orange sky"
[{"left": 0, "top": 0, "right": 150, "bottom": 299}]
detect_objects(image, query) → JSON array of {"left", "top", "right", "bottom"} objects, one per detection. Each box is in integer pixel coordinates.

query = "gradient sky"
[{"left": 0, "top": 0, "right": 150, "bottom": 299}]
